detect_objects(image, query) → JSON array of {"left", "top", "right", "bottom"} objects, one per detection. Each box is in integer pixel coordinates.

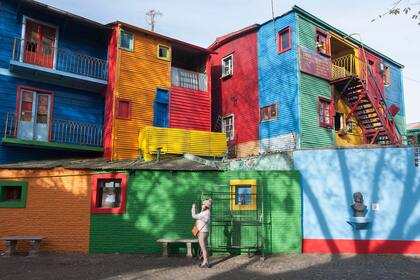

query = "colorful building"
[
  {"left": 103, "top": 22, "right": 219, "bottom": 161},
  {"left": 0, "top": 157, "right": 301, "bottom": 255},
  {"left": 210, "top": 6, "right": 406, "bottom": 158},
  {"left": 0, "top": 0, "right": 110, "bottom": 163}
]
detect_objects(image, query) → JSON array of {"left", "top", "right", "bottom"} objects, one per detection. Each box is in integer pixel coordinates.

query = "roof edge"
[
  {"left": 292, "top": 5, "right": 404, "bottom": 68},
  {"left": 208, "top": 24, "right": 260, "bottom": 50},
  {"left": 108, "top": 21, "right": 214, "bottom": 54}
]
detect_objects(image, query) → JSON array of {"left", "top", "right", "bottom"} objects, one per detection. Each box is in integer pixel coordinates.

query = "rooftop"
[{"left": 0, "top": 155, "right": 221, "bottom": 171}]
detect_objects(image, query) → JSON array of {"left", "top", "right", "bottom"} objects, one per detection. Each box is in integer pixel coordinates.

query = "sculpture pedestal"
[{"left": 347, "top": 217, "right": 372, "bottom": 230}]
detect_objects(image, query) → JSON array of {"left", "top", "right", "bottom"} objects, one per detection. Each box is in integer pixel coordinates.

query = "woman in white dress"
[{"left": 191, "top": 199, "right": 212, "bottom": 268}]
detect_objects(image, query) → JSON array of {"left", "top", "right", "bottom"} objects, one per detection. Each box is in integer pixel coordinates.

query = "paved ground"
[{"left": 1, "top": 253, "right": 419, "bottom": 280}]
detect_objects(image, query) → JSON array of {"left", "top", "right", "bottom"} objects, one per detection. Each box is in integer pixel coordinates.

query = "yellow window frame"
[
  {"left": 157, "top": 44, "right": 171, "bottom": 61},
  {"left": 230, "top": 179, "right": 257, "bottom": 211}
]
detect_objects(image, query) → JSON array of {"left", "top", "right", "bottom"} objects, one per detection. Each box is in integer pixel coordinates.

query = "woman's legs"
[{"left": 198, "top": 232, "right": 209, "bottom": 265}]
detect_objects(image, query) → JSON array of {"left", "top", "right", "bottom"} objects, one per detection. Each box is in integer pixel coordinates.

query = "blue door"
[{"left": 153, "top": 89, "right": 169, "bottom": 128}]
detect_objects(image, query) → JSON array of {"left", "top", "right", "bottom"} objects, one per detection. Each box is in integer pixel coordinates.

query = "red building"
[{"left": 210, "top": 25, "right": 260, "bottom": 158}]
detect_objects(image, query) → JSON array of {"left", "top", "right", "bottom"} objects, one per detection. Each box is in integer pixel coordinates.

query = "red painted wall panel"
[
  {"left": 169, "top": 86, "right": 211, "bottom": 131},
  {"left": 303, "top": 239, "right": 420, "bottom": 254},
  {"left": 210, "top": 30, "right": 259, "bottom": 144},
  {"left": 103, "top": 26, "right": 118, "bottom": 159}
]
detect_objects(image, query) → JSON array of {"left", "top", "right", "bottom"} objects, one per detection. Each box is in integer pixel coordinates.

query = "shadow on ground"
[{"left": 1, "top": 253, "right": 419, "bottom": 280}]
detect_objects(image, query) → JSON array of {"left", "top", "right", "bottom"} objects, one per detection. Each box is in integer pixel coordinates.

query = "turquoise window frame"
[{"left": 0, "top": 181, "right": 28, "bottom": 208}]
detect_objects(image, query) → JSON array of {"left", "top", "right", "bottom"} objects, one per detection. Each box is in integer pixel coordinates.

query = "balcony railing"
[
  {"left": 3, "top": 112, "right": 103, "bottom": 147},
  {"left": 171, "top": 67, "right": 208, "bottom": 92},
  {"left": 138, "top": 126, "right": 226, "bottom": 161},
  {"left": 11, "top": 37, "right": 108, "bottom": 81},
  {"left": 332, "top": 54, "right": 367, "bottom": 81}
]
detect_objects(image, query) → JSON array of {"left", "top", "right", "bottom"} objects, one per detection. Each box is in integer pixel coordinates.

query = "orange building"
[
  {"left": 104, "top": 22, "right": 214, "bottom": 160},
  {"left": 0, "top": 167, "right": 92, "bottom": 253}
]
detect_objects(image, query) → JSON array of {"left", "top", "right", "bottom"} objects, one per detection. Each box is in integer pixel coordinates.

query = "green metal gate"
[{"left": 198, "top": 188, "right": 270, "bottom": 258}]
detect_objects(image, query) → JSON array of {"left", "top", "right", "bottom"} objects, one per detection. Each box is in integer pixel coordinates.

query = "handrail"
[
  {"left": 366, "top": 67, "right": 402, "bottom": 144},
  {"left": 3, "top": 113, "right": 103, "bottom": 147},
  {"left": 12, "top": 37, "right": 108, "bottom": 80}
]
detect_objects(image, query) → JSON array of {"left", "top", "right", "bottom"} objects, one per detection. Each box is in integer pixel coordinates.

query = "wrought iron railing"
[
  {"left": 332, "top": 54, "right": 367, "bottom": 81},
  {"left": 171, "top": 67, "right": 208, "bottom": 92},
  {"left": 3, "top": 112, "right": 103, "bottom": 147},
  {"left": 11, "top": 37, "right": 108, "bottom": 81}
]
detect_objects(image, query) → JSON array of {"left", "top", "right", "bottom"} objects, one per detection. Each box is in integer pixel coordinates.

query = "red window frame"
[
  {"left": 91, "top": 173, "right": 128, "bottom": 214},
  {"left": 116, "top": 98, "right": 131, "bottom": 120},
  {"left": 15, "top": 85, "right": 54, "bottom": 140},
  {"left": 278, "top": 26, "right": 292, "bottom": 54},
  {"left": 318, "top": 97, "right": 333, "bottom": 128},
  {"left": 260, "top": 104, "right": 278, "bottom": 122},
  {"left": 316, "top": 29, "right": 330, "bottom": 56}
]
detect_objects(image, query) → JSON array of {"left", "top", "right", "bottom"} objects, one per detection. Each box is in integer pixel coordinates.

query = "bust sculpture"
[{"left": 351, "top": 192, "right": 367, "bottom": 217}]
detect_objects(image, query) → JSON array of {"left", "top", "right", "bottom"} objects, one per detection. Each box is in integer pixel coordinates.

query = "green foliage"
[{"left": 372, "top": 0, "right": 420, "bottom": 25}]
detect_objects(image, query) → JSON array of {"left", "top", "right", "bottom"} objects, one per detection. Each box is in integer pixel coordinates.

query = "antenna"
[
  {"left": 271, "top": 0, "right": 277, "bottom": 42},
  {"left": 146, "top": 9, "right": 163, "bottom": 32}
]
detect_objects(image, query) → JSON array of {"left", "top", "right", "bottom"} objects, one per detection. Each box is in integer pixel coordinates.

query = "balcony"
[
  {"left": 138, "top": 126, "right": 226, "bottom": 161},
  {"left": 2, "top": 112, "right": 103, "bottom": 152},
  {"left": 171, "top": 67, "right": 208, "bottom": 92},
  {"left": 331, "top": 54, "right": 367, "bottom": 81},
  {"left": 10, "top": 38, "right": 108, "bottom": 93}
]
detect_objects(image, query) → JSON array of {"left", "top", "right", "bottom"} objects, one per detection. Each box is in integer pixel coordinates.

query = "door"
[
  {"left": 153, "top": 89, "right": 169, "bottom": 128},
  {"left": 17, "top": 90, "right": 51, "bottom": 142},
  {"left": 24, "top": 20, "right": 56, "bottom": 68}
]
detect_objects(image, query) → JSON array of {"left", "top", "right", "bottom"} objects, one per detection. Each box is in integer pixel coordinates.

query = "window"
[
  {"left": 91, "top": 174, "right": 127, "bottom": 214},
  {"left": 222, "top": 115, "right": 234, "bottom": 141},
  {"left": 157, "top": 44, "right": 171, "bottom": 60},
  {"left": 222, "top": 54, "right": 233, "bottom": 78},
  {"left": 334, "top": 112, "right": 344, "bottom": 131},
  {"left": 230, "top": 179, "right": 257, "bottom": 211},
  {"left": 116, "top": 99, "right": 131, "bottom": 119},
  {"left": 260, "top": 104, "right": 278, "bottom": 122},
  {"left": 316, "top": 29, "right": 330, "bottom": 56},
  {"left": 318, "top": 98, "right": 332, "bottom": 128},
  {"left": 0, "top": 181, "right": 28, "bottom": 208},
  {"left": 278, "top": 27, "right": 291, "bottom": 53},
  {"left": 119, "top": 29, "right": 134, "bottom": 51},
  {"left": 382, "top": 64, "right": 391, "bottom": 87}
]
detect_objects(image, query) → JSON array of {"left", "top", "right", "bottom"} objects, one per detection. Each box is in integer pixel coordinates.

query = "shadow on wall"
[
  {"left": 89, "top": 171, "right": 302, "bottom": 255},
  {"left": 296, "top": 147, "right": 420, "bottom": 254}
]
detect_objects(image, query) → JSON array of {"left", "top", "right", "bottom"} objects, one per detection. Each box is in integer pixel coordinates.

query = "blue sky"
[{"left": 40, "top": 0, "right": 420, "bottom": 124}]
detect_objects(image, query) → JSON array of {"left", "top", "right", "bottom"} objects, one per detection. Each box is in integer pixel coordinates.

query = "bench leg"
[
  {"left": 186, "top": 242, "right": 192, "bottom": 258},
  {"left": 4, "top": 240, "right": 17, "bottom": 256},
  {"left": 28, "top": 240, "right": 41, "bottom": 256},
  {"left": 162, "top": 242, "right": 168, "bottom": 257}
]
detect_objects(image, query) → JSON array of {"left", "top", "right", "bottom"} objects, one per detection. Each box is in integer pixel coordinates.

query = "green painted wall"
[
  {"left": 89, "top": 170, "right": 301, "bottom": 254},
  {"left": 297, "top": 16, "right": 335, "bottom": 148}
]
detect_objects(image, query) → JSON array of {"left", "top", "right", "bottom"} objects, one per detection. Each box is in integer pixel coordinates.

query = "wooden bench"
[
  {"left": 157, "top": 238, "right": 198, "bottom": 257},
  {"left": 0, "top": 236, "right": 47, "bottom": 256}
]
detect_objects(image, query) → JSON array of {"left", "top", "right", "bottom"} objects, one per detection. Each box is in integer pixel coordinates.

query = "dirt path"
[{"left": 1, "top": 253, "right": 419, "bottom": 280}]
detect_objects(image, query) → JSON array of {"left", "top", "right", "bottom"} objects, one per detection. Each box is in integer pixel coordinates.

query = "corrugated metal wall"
[
  {"left": 89, "top": 170, "right": 302, "bottom": 254},
  {"left": 297, "top": 16, "right": 335, "bottom": 148},
  {"left": 138, "top": 126, "right": 226, "bottom": 161},
  {"left": 210, "top": 28, "right": 260, "bottom": 156},
  {"left": 169, "top": 86, "right": 211, "bottom": 131},
  {"left": 112, "top": 29, "right": 171, "bottom": 160},
  {"left": 258, "top": 12, "right": 300, "bottom": 152}
]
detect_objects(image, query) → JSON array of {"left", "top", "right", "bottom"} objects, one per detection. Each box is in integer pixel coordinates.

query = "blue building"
[{"left": 0, "top": 0, "right": 110, "bottom": 163}]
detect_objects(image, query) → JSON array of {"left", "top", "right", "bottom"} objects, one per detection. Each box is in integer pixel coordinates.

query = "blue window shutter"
[{"left": 153, "top": 89, "right": 169, "bottom": 128}]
